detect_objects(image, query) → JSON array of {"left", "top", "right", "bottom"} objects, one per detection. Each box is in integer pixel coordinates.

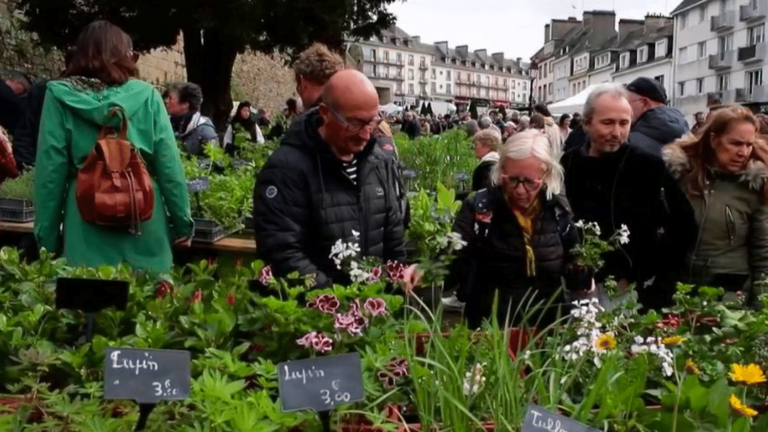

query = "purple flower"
[
  {"left": 387, "top": 260, "right": 405, "bottom": 281},
  {"left": 259, "top": 265, "right": 273, "bottom": 285},
  {"left": 307, "top": 294, "right": 340, "bottom": 314},
  {"left": 364, "top": 298, "right": 387, "bottom": 316}
]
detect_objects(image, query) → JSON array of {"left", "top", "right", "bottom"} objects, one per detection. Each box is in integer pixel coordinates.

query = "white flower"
[
  {"left": 574, "top": 220, "right": 585, "bottom": 228},
  {"left": 634, "top": 336, "right": 645, "bottom": 345},
  {"left": 617, "top": 224, "right": 630, "bottom": 245},
  {"left": 462, "top": 363, "right": 486, "bottom": 396},
  {"left": 351, "top": 230, "right": 360, "bottom": 238}
]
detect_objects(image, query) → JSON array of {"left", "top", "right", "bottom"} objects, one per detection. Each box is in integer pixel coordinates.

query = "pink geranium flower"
[
  {"left": 259, "top": 265, "right": 273, "bottom": 285},
  {"left": 364, "top": 298, "right": 387, "bottom": 316},
  {"left": 307, "top": 294, "right": 340, "bottom": 314}
]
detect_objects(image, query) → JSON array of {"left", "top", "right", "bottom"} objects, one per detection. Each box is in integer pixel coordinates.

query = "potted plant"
[
  {"left": 565, "top": 221, "right": 630, "bottom": 292},
  {"left": 0, "top": 168, "right": 34, "bottom": 222}
]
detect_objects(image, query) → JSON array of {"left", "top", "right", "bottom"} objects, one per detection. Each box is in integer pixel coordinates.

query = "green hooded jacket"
[{"left": 34, "top": 78, "right": 194, "bottom": 273}]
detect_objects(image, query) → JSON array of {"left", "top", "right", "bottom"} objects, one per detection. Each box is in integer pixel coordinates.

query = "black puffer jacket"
[
  {"left": 628, "top": 106, "right": 689, "bottom": 158},
  {"left": 253, "top": 109, "right": 406, "bottom": 288},
  {"left": 449, "top": 187, "right": 579, "bottom": 328}
]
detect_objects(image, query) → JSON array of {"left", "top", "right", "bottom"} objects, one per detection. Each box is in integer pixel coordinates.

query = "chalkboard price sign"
[
  {"left": 187, "top": 177, "right": 210, "bottom": 193},
  {"left": 278, "top": 352, "right": 364, "bottom": 412},
  {"left": 522, "top": 405, "right": 600, "bottom": 432},
  {"left": 104, "top": 348, "right": 191, "bottom": 404}
]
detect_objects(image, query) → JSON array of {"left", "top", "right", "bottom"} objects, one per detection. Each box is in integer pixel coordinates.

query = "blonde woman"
[
  {"left": 446, "top": 129, "right": 581, "bottom": 329},
  {"left": 471, "top": 129, "right": 502, "bottom": 191}
]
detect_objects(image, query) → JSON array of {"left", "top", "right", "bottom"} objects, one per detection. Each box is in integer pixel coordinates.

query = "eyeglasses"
[
  {"left": 327, "top": 106, "right": 383, "bottom": 133},
  {"left": 501, "top": 174, "right": 543, "bottom": 192}
]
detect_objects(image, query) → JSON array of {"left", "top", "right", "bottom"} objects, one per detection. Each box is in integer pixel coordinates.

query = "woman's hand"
[
  {"left": 173, "top": 236, "right": 192, "bottom": 247},
  {"left": 402, "top": 264, "right": 422, "bottom": 295}
]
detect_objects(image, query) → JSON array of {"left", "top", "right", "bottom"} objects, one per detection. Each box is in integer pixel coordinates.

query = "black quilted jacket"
[{"left": 253, "top": 109, "right": 406, "bottom": 288}]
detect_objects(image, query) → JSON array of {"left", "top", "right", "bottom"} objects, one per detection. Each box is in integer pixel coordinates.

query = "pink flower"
[
  {"left": 155, "top": 281, "right": 174, "bottom": 299},
  {"left": 346, "top": 314, "right": 369, "bottom": 336},
  {"left": 307, "top": 294, "right": 340, "bottom": 314},
  {"left": 386, "top": 358, "right": 409, "bottom": 376},
  {"left": 296, "top": 332, "right": 317, "bottom": 348},
  {"left": 364, "top": 298, "right": 387, "bottom": 316},
  {"left": 387, "top": 260, "right": 405, "bottom": 281},
  {"left": 259, "top": 265, "right": 273, "bottom": 285},
  {"left": 311, "top": 333, "right": 333, "bottom": 353},
  {"left": 475, "top": 211, "right": 493, "bottom": 224},
  {"left": 377, "top": 371, "right": 396, "bottom": 388},
  {"left": 190, "top": 289, "right": 203, "bottom": 304},
  {"left": 334, "top": 313, "right": 355, "bottom": 330},
  {"left": 368, "top": 266, "right": 383, "bottom": 283},
  {"left": 349, "top": 299, "right": 362, "bottom": 317}
]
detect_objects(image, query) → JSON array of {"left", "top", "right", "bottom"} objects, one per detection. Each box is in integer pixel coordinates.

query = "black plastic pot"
[
  {"left": 563, "top": 265, "right": 595, "bottom": 292},
  {"left": 192, "top": 218, "right": 226, "bottom": 243},
  {"left": 0, "top": 198, "right": 35, "bottom": 222}
]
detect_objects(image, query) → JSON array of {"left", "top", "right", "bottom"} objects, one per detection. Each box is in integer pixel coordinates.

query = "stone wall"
[
  {"left": 231, "top": 50, "right": 297, "bottom": 115},
  {"left": 136, "top": 38, "right": 187, "bottom": 85}
]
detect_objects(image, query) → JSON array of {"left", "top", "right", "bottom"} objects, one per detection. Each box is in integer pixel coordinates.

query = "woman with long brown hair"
[
  {"left": 34, "top": 20, "right": 193, "bottom": 274},
  {"left": 663, "top": 105, "right": 768, "bottom": 302}
]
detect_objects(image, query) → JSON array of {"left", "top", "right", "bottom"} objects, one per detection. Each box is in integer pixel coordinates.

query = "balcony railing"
[
  {"left": 711, "top": 11, "right": 736, "bottom": 32},
  {"left": 418, "top": 63, "right": 428, "bottom": 70},
  {"left": 707, "top": 91, "right": 724, "bottom": 106},
  {"left": 743, "top": 85, "right": 768, "bottom": 102},
  {"left": 724, "top": 88, "right": 746, "bottom": 103},
  {"left": 738, "top": 43, "right": 767, "bottom": 63},
  {"left": 708, "top": 52, "right": 734, "bottom": 70},
  {"left": 740, "top": 2, "right": 767, "bottom": 21},
  {"left": 365, "top": 57, "right": 404, "bottom": 65}
]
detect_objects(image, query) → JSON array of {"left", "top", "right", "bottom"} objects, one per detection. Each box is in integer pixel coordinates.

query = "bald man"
[{"left": 253, "top": 69, "right": 406, "bottom": 288}]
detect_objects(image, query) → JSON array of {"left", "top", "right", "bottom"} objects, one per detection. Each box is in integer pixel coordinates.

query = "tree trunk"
[{"left": 182, "top": 28, "right": 239, "bottom": 133}]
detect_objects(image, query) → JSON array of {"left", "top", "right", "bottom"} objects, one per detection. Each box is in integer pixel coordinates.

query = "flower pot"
[
  {"left": 563, "top": 265, "right": 595, "bottom": 292},
  {"left": 193, "top": 218, "right": 227, "bottom": 243},
  {"left": 0, "top": 198, "right": 35, "bottom": 222},
  {"left": 507, "top": 328, "right": 541, "bottom": 360}
]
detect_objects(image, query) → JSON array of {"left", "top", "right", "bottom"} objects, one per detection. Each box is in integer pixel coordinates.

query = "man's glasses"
[
  {"left": 327, "top": 106, "right": 383, "bottom": 133},
  {"left": 501, "top": 174, "right": 542, "bottom": 192}
]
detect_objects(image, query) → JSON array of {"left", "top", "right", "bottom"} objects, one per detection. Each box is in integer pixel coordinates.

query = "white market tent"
[
  {"left": 547, "top": 84, "right": 600, "bottom": 116},
  {"left": 379, "top": 103, "right": 403, "bottom": 116}
]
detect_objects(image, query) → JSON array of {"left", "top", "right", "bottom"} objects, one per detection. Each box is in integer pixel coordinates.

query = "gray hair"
[
  {"left": 464, "top": 120, "right": 479, "bottom": 137},
  {"left": 583, "top": 83, "right": 628, "bottom": 122},
  {"left": 492, "top": 129, "right": 563, "bottom": 199},
  {"left": 473, "top": 128, "right": 502, "bottom": 151},
  {"left": 479, "top": 116, "right": 492, "bottom": 129},
  {"left": 509, "top": 110, "right": 520, "bottom": 121}
]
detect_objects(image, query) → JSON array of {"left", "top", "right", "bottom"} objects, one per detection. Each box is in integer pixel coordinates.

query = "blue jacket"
[{"left": 628, "top": 106, "right": 689, "bottom": 158}]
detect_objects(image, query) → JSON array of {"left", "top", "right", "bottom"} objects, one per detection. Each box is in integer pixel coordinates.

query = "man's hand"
[{"left": 402, "top": 264, "right": 422, "bottom": 295}]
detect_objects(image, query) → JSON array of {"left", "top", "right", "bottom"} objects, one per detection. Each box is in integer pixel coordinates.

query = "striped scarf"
[{"left": 511, "top": 198, "right": 542, "bottom": 277}]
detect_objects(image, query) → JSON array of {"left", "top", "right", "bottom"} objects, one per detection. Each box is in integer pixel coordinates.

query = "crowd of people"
[{"left": 0, "top": 19, "right": 765, "bottom": 330}]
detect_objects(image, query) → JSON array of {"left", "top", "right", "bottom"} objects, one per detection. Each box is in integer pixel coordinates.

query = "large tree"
[{"left": 14, "top": 0, "right": 397, "bottom": 129}]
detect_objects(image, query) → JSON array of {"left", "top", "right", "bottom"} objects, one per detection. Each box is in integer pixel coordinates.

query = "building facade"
[
  {"left": 672, "top": 0, "right": 768, "bottom": 121},
  {"left": 612, "top": 15, "right": 675, "bottom": 96}
]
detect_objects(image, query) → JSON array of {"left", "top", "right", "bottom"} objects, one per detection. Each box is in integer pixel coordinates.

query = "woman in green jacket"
[
  {"left": 34, "top": 21, "right": 194, "bottom": 274},
  {"left": 663, "top": 106, "right": 768, "bottom": 303}
]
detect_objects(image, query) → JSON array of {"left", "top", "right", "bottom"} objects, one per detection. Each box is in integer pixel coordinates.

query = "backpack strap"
[{"left": 472, "top": 188, "right": 493, "bottom": 238}]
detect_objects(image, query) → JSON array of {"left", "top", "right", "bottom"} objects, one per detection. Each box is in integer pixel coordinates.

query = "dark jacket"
[
  {"left": 561, "top": 143, "right": 697, "bottom": 310},
  {"left": 664, "top": 144, "right": 768, "bottom": 301},
  {"left": 402, "top": 120, "right": 421, "bottom": 140},
  {"left": 563, "top": 125, "right": 587, "bottom": 152},
  {"left": 628, "top": 106, "right": 689, "bottom": 157},
  {"left": 12, "top": 80, "right": 48, "bottom": 170},
  {"left": 0, "top": 80, "right": 24, "bottom": 133},
  {"left": 471, "top": 152, "right": 498, "bottom": 192},
  {"left": 253, "top": 109, "right": 406, "bottom": 288},
  {"left": 449, "top": 187, "right": 578, "bottom": 328}
]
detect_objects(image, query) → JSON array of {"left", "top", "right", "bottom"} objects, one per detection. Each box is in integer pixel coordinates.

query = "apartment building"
[
  {"left": 612, "top": 15, "right": 675, "bottom": 93},
  {"left": 672, "top": 0, "right": 768, "bottom": 119},
  {"left": 531, "top": 18, "right": 583, "bottom": 105}
]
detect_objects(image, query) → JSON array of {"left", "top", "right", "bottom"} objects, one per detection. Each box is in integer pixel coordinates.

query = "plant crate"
[
  {"left": 243, "top": 216, "right": 255, "bottom": 231},
  {"left": 192, "top": 218, "right": 226, "bottom": 243},
  {"left": 0, "top": 198, "right": 35, "bottom": 222}
]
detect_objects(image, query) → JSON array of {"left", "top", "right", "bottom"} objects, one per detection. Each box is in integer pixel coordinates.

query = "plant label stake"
[
  {"left": 55, "top": 278, "right": 129, "bottom": 343},
  {"left": 187, "top": 176, "right": 209, "bottom": 217},
  {"left": 277, "top": 352, "right": 365, "bottom": 432},
  {"left": 522, "top": 405, "right": 601, "bottom": 432},
  {"left": 104, "top": 347, "right": 190, "bottom": 431}
]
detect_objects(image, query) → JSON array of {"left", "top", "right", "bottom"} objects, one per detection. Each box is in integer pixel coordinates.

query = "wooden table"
[{"left": 0, "top": 221, "right": 257, "bottom": 254}]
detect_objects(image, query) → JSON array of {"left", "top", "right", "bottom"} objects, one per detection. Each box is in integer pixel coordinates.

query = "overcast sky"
[{"left": 388, "top": 0, "right": 677, "bottom": 61}]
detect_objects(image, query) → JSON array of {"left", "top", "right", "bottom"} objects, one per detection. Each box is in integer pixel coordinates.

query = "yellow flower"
[
  {"left": 730, "top": 364, "right": 767, "bottom": 385},
  {"left": 595, "top": 333, "right": 616, "bottom": 353},
  {"left": 685, "top": 359, "right": 700, "bottom": 376},
  {"left": 662, "top": 336, "right": 685, "bottom": 346},
  {"left": 730, "top": 394, "right": 758, "bottom": 418}
]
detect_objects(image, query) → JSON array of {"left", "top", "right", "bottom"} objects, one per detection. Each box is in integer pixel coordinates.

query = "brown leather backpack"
[{"left": 76, "top": 108, "right": 154, "bottom": 234}]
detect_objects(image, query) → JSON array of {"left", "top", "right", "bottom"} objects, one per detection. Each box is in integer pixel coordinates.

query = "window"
[
  {"left": 446, "top": 70, "right": 452, "bottom": 80},
  {"left": 549, "top": 62, "right": 553, "bottom": 73},
  {"left": 638, "top": 47, "right": 647, "bottom": 63},
  {"left": 679, "top": 46, "right": 688, "bottom": 64},
  {"left": 678, "top": 82, "right": 685, "bottom": 97},
  {"left": 494, "top": 77, "right": 499, "bottom": 86},
  {"left": 408, "top": 69, "right": 414, "bottom": 80},
  {"left": 717, "top": 74, "right": 729, "bottom": 91},
  {"left": 620, "top": 53, "right": 629, "bottom": 68},
  {"left": 396, "top": 84, "right": 403, "bottom": 94},
  {"left": 698, "top": 6, "right": 706, "bottom": 23},
  {"left": 408, "top": 83, "right": 414, "bottom": 94},
  {"left": 655, "top": 75, "right": 665, "bottom": 87},
  {"left": 397, "top": 53, "right": 403, "bottom": 64},
  {"left": 475, "top": 74, "right": 480, "bottom": 84},
  {"left": 503, "top": 78, "right": 508, "bottom": 88},
  {"left": 698, "top": 42, "right": 707, "bottom": 59},
  {"left": 679, "top": 11, "right": 688, "bottom": 30},
  {"left": 747, "top": 69, "right": 763, "bottom": 94},
  {"left": 718, "top": 35, "right": 733, "bottom": 58},
  {"left": 431, "top": 82, "right": 436, "bottom": 93},
  {"left": 371, "top": 65, "right": 377, "bottom": 77},
  {"left": 697, "top": 78, "right": 704, "bottom": 93},
  {"left": 419, "top": 56, "right": 425, "bottom": 67},
  {"left": 748, "top": 24, "right": 765, "bottom": 46},
  {"left": 408, "top": 55, "right": 414, "bottom": 66},
  {"left": 446, "top": 84, "right": 452, "bottom": 94},
  {"left": 384, "top": 51, "right": 389, "bottom": 62},
  {"left": 485, "top": 76, "right": 490, "bottom": 86},
  {"left": 548, "top": 83, "right": 553, "bottom": 95},
  {"left": 655, "top": 40, "right": 667, "bottom": 58},
  {"left": 370, "top": 49, "right": 377, "bottom": 61},
  {"left": 523, "top": 82, "right": 527, "bottom": 91},
  {"left": 431, "top": 68, "right": 436, "bottom": 79}
]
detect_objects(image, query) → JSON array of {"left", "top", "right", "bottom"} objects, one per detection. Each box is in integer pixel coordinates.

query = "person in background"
[
  {"left": 564, "top": 112, "right": 587, "bottom": 151},
  {"left": 256, "top": 108, "right": 271, "bottom": 127},
  {"left": 223, "top": 101, "right": 265, "bottom": 155},
  {"left": 508, "top": 110, "right": 520, "bottom": 125},
  {"left": 756, "top": 113, "right": 768, "bottom": 135},
  {"left": 691, "top": 111, "right": 706, "bottom": 135},
  {"left": 534, "top": 103, "right": 564, "bottom": 161},
  {"left": 34, "top": 20, "right": 193, "bottom": 273},
  {"left": 253, "top": 69, "right": 405, "bottom": 288},
  {"left": 503, "top": 121, "right": 517, "bottom": 140},
  {"left": 464, "top": 119, "right": 480, "bottom": 138},
  {"left": 374, "top": 121, "right": 410, "bottom": 229},
  {"left": 0, "top": 126, "right": 19, "bottom": 186},
  {"left": 402, "top": 111, "right": 421, "bottom": 139},
  {"left": 444, "top": 129, "right": 581, "bottom": 328},
  {"left": 13, "top": 48, "right": 76, "bottom": 171},
  {"left": 0, "top": 72, "right": 31, "bottom": 132},
  {"left": 558, "top": 114, "right": 571, "bottom": 142},
  {"left": 492, "top": 111, "right": 506, "bottom": 131},
  {"left": 294, "top": 42, "right": 345, "bottom": 111},
  {"left": 625, "top": 77, "right": 688, "bottom": 158},
  {"left": 284, "top": 98, "right": 301, "bottom": 121},
  {"left": 163, "top": 82, "right": 218, "bottom": 156},
  {"left": 529, "top": 114, "right": 546, "bottom": 131},
  {"left": 517, "top": 116, "right": 530, "bottom": 132},
  {"left": 663, "top": 106, "right": 768, "bottom": 304},
  {"left": 560, "top": 84, "right": 696, "bottom": 311},
  {"left": 470, "top": 129, "right": 502, "bottom": 191},
  {"left": 479, "top": 116, "right": 492, "bottom": 130}
]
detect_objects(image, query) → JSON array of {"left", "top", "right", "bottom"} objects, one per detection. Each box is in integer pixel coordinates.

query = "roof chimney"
[
  {"left": 644, "top": 13, "right": 673, "bottom": 33},
  {"left": 544, "top": 23, "right": 551, "bottom": 43},
  {"left": 411, "top": 36, "right": 421, "bottom": 44},
  {"left": 618, "top": 19, "right": 644, "bottom": 41},
  {"left": 492, "top": 52, "right": 505, "bottom": 65}
]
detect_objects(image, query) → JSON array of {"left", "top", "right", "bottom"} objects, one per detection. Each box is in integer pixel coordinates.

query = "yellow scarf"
[{"left": 511, "top": 198, "right": 542, "bottom": 277}]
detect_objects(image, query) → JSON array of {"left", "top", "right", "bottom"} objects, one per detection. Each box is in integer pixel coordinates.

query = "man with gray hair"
[
  {"left": 478, "top": 116, "right": 492, "bottom": 130},
  {"left": 560, "top": 84, "right": 696, "bottom": 311}
]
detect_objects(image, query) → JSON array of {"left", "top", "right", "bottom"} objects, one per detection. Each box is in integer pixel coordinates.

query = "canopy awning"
[{"left": 547, "top": 84, "right": 600, "bottom": 116}]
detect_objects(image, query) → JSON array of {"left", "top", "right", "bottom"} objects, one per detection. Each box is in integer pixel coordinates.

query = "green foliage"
[
  {"left": 0, "top": 168, "right": 34, "bottom": 201},
  {"left": 396, "top": 129, "right": 476, "bottom": 192}
]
